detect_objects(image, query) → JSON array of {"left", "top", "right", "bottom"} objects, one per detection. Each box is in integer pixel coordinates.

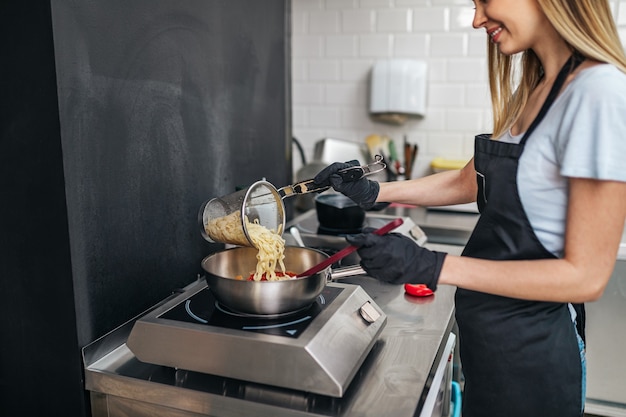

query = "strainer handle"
[
  {"left": 278, "top": 155, "right": 387, "bottom": 199},
  {"left": 278, "top": 180, "right": 329, "bottom": 199}
]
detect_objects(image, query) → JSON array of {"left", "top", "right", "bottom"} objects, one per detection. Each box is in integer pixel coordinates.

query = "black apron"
[{"left": 456, "top": 55, "right": 585, "bottom": 417}]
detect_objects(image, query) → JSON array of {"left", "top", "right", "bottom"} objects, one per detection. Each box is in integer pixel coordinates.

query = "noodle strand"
[{"left": 205, "top": 212, "right": 289, "bottom": 281}]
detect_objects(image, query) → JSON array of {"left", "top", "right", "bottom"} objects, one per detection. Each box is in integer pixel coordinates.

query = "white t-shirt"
[{"left": 499, "top": 64, "right": 626, "bottom": 257}]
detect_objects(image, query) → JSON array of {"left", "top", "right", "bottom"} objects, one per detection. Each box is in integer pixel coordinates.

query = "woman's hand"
[
  {"left": 346, "top": 230, "right": 447, "bottom": 291},
  {"left": 313, "top": 161, "right": 380, "bottom": 209}
]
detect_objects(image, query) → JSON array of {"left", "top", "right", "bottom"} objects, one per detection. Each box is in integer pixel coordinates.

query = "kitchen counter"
[{"left": 83, "top": 208, "right": 472, "bottom": 417}]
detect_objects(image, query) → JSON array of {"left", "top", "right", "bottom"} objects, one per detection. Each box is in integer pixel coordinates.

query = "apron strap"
[
  {"left": 519, "top": 53, "right": 587, "bottom": 342},
  {"left": 520, "top": 53, "right": 584, "bottom": 146}
]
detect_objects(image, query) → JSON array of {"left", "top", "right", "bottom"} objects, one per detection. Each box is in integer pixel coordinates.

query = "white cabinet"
[{"left": 585, "top": 238, "right": 626, "bottom": 417}]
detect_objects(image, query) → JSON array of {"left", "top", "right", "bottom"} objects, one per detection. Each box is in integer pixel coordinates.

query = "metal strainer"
[{"left": 199, "top": 156, "right": 386, "bottom": 247}]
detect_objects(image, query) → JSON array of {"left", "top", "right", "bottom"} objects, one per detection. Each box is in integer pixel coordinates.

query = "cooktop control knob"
[{"left": 359, "top": 301, "right": 381, "bottom": 323}]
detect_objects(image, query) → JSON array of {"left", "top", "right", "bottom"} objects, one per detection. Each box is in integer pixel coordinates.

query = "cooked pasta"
[
  {"left": 245, "top": 218, "right": 287, "bottom": 281},
  {"left": 205, "top": 211, "right": 291, "bottom": 281},
  {"left": 205, "top": 211, "right": 249, "bottom": 246}
]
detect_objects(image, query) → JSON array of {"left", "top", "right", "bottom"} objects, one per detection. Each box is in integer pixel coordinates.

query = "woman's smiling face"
[{"left": 472, "top": 0, "right": 553, "bottom": 56}]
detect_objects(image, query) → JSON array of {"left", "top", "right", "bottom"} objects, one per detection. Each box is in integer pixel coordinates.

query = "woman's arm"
[
  {"left": 439, "top": 177, "right": 626, "bottom": 303},
  {"left": 376, "top": 158, "right": 478, "bottom": 207}
]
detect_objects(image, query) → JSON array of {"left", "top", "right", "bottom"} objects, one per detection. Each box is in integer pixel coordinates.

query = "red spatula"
[{"left": 297, "top": 218, "right": 404, "bottom": 277}]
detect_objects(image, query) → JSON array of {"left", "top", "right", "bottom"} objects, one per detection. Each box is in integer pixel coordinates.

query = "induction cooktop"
[{"left": 127, "top": 279, "right": 386, "bottom": 397}]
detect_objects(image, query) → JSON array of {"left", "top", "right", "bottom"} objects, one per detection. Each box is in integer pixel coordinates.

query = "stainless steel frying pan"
[{"left": 201, "top": 246, "right": 333, "bottom": 315}]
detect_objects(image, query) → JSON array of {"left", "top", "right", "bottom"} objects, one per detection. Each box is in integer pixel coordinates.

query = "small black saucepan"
[{"left": 315, "top": 193, "right": 365, "bottom": 233}]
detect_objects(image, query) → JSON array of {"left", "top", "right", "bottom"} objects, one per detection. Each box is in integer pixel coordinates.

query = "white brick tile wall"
[
  {"left": 342, "top": 108, "right": 376, "bottom": 130},
  {"left": 467, "top": 33, "right": 487, "bottom": 57},
  {"left": 308, "top": 60, "right": 341, "bottom": 80},
  {"left": 325, "top": 83, "right": 366, "bottom": 105},
  {"left": 376, "top": 9, "right": 413, "bottom": 32},
  {"left": 446, "top": 59, "right": 486, "bottom": 82},
  {"left": 309, "top": 11, "right": 340, "bottom": 33},
  {"left": 394, "top": 33, "right": 429, "bottom": 56},
  {"left": 309, "top": 107, "right": 342, "bottom": 127},
  {"left": 292, "top": 60, "right": 307, "bottom": 81},
  {"left": 446, "top": 109, "right": 486, "bottom": 132},
  {"left": 431, "top": 0, "right": 469, "bottom": 5},
  {"left": 293, "top": 83, "right": 324, "bottom": 104},
  {"left": 293, "top": 107, "right": 308, "bottom": 127},
  {"left": 429, "top": 33, "right": 466, "bottom": 57},
  {"left": 360, "top": 0, "right": 394, "bottom": 8},
  {"left": 358, "top": 34, "right": 393, "bottom": 56},
  {"left": 292, "top": 35, "right": 323, "bottom": 57},
  {"left": 618, "top": 2, "right": 626, "bottom": 25},
  {"left": 449, "top": 7, "right": 475, "bottom": 31},
  {"left": 341, "top": 60, "right": 373, "bottom": 80},
  {"left": 416, "top": 108, "right": 445, "bottom": 131},
  {"left": 342, "top": 10, "right": 375, "bottom": 32},
  {"left": 427, "top": 59, "right": 446, "bottom": 82},
  {"left": 325, "top": 35, "right": 358, "bottom": 57},
  {"left": 291, "top": 0, "right": 626, "bottom": 178},
  {"left": 292, "top": 0, "right": 323, "bottom": 11},
  {"left": 428, "top": 84, "right": 465, "bottom": 107},
  {"left": 413, "top": 7, "right": 449, "bottom": 32},
  {"left": 426, "top": 133, "right": 467, "bottom": 159},
  {"left": 465, "top": 84, "right": 490, "bottom": 107},
  {"left": 326, "top": 0, "right": 358, "bottom": 10},
  {"left": 396, "top": 0, "right": 429, "bottom": 5},
  {"left": 292, "top": 11, "right": 308, "bottom": 34}
]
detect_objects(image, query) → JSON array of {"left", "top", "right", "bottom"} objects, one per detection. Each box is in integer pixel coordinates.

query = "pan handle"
[{"left": 329, "top": 265, "right": 366, "bottom": 280}]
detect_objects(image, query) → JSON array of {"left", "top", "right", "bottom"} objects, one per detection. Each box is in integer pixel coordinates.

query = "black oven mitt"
[
  {"left": 313, "top": 160, "right": 380, "bottom": 210},
  {"left": 346, "top": 230, "right": 446, "bottom": 291}
]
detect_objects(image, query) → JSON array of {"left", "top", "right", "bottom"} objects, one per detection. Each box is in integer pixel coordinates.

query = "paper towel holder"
[{"left": 369, "top": 59, "right": 427, "bottom": 125}]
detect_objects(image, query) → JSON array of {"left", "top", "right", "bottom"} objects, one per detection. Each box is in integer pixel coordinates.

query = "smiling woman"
[
  {"left": 315, "top": 1, "right": 626, "bottom": 416},
  {"left": 477, "top": 0, "right": 626, "bottom": 139}
]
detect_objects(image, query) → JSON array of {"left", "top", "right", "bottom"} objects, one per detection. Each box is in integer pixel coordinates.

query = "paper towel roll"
[
  {"left": 370, "top": 59, "right": 427, "bottom": 119},
  {"left": 370, "top": 113, "right": 410, "bottom": 125}
]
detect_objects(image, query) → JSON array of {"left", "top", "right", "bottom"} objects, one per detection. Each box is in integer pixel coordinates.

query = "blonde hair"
[{"left": 488, "top": 0, "right": 626, "bottom": 138}]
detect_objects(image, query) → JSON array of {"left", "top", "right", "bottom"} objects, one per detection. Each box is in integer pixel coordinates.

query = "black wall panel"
[{"left": 0, "top": 0, "right": 290, "bottom": 415}]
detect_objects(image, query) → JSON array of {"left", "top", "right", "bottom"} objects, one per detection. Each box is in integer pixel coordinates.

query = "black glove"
[
  {"left": 346, "top": 230, "right": 446, "bottom": 291},
  {"left": 313, "top": 160, "right": 380, "bottom": 210}
]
